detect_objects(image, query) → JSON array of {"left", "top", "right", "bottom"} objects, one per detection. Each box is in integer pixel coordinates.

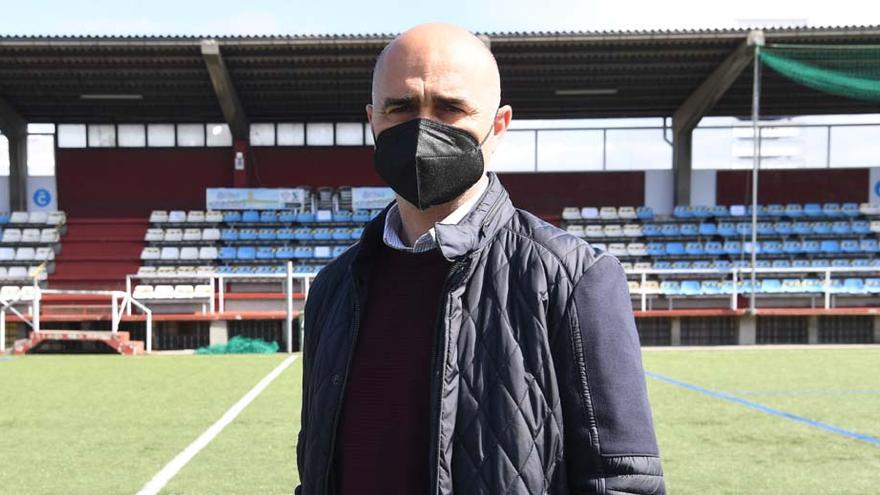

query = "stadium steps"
[
  {"left": 49, "top": 218, "right": 147, "bottom": 290},
  {"left": 13, "top": 330, "right": 144, "bottom": 355}
]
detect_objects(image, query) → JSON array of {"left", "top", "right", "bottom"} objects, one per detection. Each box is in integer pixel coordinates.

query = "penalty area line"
[{"left": 137, "top": 354, "right": 299, "bottom": 495}]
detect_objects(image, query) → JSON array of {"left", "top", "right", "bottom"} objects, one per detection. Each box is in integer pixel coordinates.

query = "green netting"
[
  {"left": 759, "top": 44, "right": 880, "bottom": 102},
  {"left": 195, "top": 335, "right": 279, "bottom": 355}
]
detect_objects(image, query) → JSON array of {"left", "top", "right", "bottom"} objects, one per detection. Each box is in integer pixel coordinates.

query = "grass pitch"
[{"left": 1, "top": 347, "right": 878, "bottom": 494}]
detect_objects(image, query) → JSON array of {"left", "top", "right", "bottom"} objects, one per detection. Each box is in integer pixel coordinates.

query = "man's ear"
[
  {"left": 494, "top": 104, "right": 512, "bottom": 136},
  {"left": 366, "top": 103, "right": 373, "bottom": 124}
]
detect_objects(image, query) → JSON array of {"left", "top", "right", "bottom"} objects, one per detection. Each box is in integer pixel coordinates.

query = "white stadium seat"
[
  {"left": 46, "top": 211, "right": 67, "bottom": 226},
  {"left": 585, "top": 225, "right": 604, "bottom": 238},
  {"left": 160, "top": 247, "right": 180, "bottom": 261},
  {"left": 133, "top": 285, "right": 155, "bottom": 299},
  {"left": 28, "top": 212, "right": 48, "bottom": 224},
  {"left": 19, "top": 286, "right": 36, "bottom": 300},
  {"left": 137, "top": 266, "right": 157, "bottom": 276},
  {"left": 34, "top": 247, "right": 54, "bottom": 261},
  {"left": 627, "top": 243, "right": 647, "bottom": 257},
  {"left": 565, "top": 225, "right": 585, "bottom": 238},
  {"left": 168, "top": 210, "right": 187, "bottom": 223},
  {"left": 603, "top": 224, "right": 623, "bottom": 237},
  {"left": 186, "top": 210, "right": 206, "bottom": 223},
  {"left": 150, "top": 210, "right": 169, "bottom": 223},
  {"left": 623, "top": 224, "right": 643, "bottom": 237},
  {"left": 144, "top": 228, "right": 164, "bottom": 242},
  {"left": 618, "top": 206, "right": 637, "bottom": 220},
  {"left": 599, "top": 207, "right": 619, "bottom": 220},
  {"left": 641, "top": 280, "right": 661, "bottom": 294},
  {"left": 163, "top": 229, "right": 183, "bottom": 242},
  {"left": 153, "top": 285, "right": 175, "bottom": 299},
  {"left": 9, "top": 212, "right": 29, "bottom": 224},
  {"left": 0, "top": 248, "right": 15, "bottom": 261},
  {"left": 173, "top": 285, "right": 195, "bottom": 298},
  {"left": 8, "top": 267, "right": 28, "bottom": 279},
  {"left": 608, "top": 243, "right": 628, "bottom": 257},
  {"left": 157, "top": 266, "right": 177, "bottom": 276},
  {"left": 561, "top": 207, "right": 581, "bottom": 221},
  {"left": 21, "top": 229, "right": 40, "bottom": 243},
  {"left": 634, "top": 261, "right": 653, "bottom": 271},
  {"left": 14, "top": 248, "right": 35, "bottom": 262},
  {"left": 183, "top": 228, "right": 202, "bottom": 241},
  {"left": 194, "top": 285, "right": 213, "bottom": 298},
  {"left": 316, "top": 210, "right": 333, "bottom": 222},
  {"left": 0, "top": 286, "right": 21, "bottom": 299},
  {"left": 30, "top": 266, "right": 48, "bottom": 280},
  {"left": 199, "top": 247, "right": 218, "bottom": 260},
  {"left": 40, "top": 228, "right": 59, "bottom": 243},
  {"left": 179, "top": 247, "right": 199, "bottom": 261},
  {"left": 0, "top": 267, "right": 7, "bottom": 278},
  {"left": 201, "top": 228, "right": 220, "bottom": 241},
  {"left": 580, "top": 207, "right": 599, "bottom": 220},
  {"left": 140, "top": 247, "right": 160, "bottom": 260},
  {"left": 205, "top": 211, "right": 224, "bottom": 223},
  {"left": 2, "top": 229, "right": 22, "bottom": 243}
]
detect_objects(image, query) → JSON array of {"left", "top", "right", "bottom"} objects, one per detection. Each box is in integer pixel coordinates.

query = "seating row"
[
  {"left": 567, "top": 220, "right": 880, "bottom": 238},
  {"left": 0, "top": 228, "right": 61, "bottom": 244},
  {"left": 145, "top": 227, "right": 364, "bottom": 242},
  {"left": 630, "top": 278, "right": 880, "bottom": 296},
  {"left": 0, "top": 247, "right": 55, "bottom": 262},
  {"left": 620, "top": 258, "right": 880, "bottom": 272},
  {"left": 0, "top": 211, "right": 66, "bottom": 226},
  {"left": 133, "top": 284, "right": 213, "bottom": 300},
  {"left": 592, "top": 239, "right": 880, "bottom": 258},
  {"left": 150, "top": 209, "right": 381, "bottom": 224},
  {"left": 0, "top": 266, "right": 48, "bottom": 281},
  {"left": 140, "top": 245, "right": 350, "bottom": 261},
  {"left": 561, "top": 203, "right": 880, "bottom": 222}
]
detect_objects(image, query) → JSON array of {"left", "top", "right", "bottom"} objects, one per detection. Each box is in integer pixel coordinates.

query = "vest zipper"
[
  {"left": 428, "top": 259, "right": 467, "bottom": 495},
  {"left": 323, "top": 270, "right": 362, "bottom": 495}
]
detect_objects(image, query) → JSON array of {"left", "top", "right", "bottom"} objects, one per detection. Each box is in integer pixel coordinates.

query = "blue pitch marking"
[
  {"left": 734, "top": 390, "right": 880, "bottom": 397},
  {"left": 645, "top": 371, "right": 880, "bottom": 448}
]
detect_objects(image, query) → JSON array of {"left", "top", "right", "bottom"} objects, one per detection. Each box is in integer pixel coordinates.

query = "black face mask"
[{"left": 372, "top": 118, "right": 493, "bottom": 210}]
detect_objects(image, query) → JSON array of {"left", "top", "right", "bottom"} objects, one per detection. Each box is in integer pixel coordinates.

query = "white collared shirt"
[{"left": 382, "top": 179, "right": 489, "bottom": 253}]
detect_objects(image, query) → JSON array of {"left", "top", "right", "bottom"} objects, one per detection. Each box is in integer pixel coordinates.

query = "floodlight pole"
[{"left": 749, "top": 35, "right": 764, "bottom": 314}]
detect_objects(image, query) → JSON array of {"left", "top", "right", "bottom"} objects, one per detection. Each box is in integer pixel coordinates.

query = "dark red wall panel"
[
  {"left": 498, "top": 171, "right": 645, "bottom": 219},
  {"left": 251, "top": 147, "right": 382, "bottom": 187},
  {"left": 716, "top": 169, "right": 869, "bottom": 205},
  {"left": 57, "top": 148, "right": 234, "bottom": 217}
]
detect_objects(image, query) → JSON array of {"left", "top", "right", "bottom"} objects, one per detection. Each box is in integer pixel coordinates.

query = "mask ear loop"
[{"left": 479, "top": 107, "right": 501, "bottom": 147}]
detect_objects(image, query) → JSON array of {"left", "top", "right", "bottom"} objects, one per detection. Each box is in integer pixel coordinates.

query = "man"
[{"left": 296, "top": 22, "right": 664, "bottom": 495}]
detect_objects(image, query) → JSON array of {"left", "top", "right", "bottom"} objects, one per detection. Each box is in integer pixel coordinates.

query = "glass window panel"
[
  {"left": 693, "top": 128, "right": 742, "bottom": 170},
  {"left": 57, "top": 124, "right": 87, "bottom": 148},
  {"left": 605, "top": 129, "right": 671, "bottom": 170},
  {"left": 27, "top": 134, "right": 55, "bottom": 176},
  {"left": 27, "top": 123, "right": 55, "bottom": 134},
  {"left": 306, "top": 123, "right": 334, "bottom": 145},
  {"left": 206, "top": 124, "right": 232, "bottom": 147},
  {"left": 335, "top": 123, "right": 363, "bottom": 146},
  {"left": 277, "top": 123, "right": 305, "bottom": 146},
  {"left": 87, "top": 124, "right": 116, "bottom": 147},
  {"left": 250, "top": 123, "right": 275, "bottom": 146},
  {"left": 489, "top": 130, "right": 536, "bottom": 172},
  {"left": 118, "top": 124, "right": 146, "bottom": 147},
  {"left": 147, "top": 124, "right": 175, "bottom": 147},
  {"left": 536, "top": 130, "right": 604, "bottom": 171},
  {"left": 830, "top": 125, "right": 880, "bottom": 168},
  {"left": 177, "top": 124, "right": 205, "bottom": 147}
]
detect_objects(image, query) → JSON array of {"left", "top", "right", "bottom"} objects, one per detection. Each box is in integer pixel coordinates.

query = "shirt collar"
[{"left": 382, "top": 177, "right": 489, "bottom": 253}]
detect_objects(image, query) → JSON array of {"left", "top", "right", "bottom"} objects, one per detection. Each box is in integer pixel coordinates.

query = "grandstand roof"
[{"left": 2, "top": 25, "right": 880, "bottom": 124}]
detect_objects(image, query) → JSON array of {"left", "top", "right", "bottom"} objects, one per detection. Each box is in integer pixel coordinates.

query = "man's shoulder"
[{"left": 503, "top": 208, "right": 608, "bottom": 283}]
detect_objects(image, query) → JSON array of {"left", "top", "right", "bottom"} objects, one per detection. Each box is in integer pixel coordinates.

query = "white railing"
[
  {"left": 628, "top": 266, "right": 880, "bottom": 312},
  {"left": 125, "top": 261, "right": 313, "bottom": 353}
]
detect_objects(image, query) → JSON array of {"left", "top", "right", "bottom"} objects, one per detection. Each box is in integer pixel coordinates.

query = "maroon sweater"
[{"left": 334, "top": 243, "right": 452, "bottom": 494}]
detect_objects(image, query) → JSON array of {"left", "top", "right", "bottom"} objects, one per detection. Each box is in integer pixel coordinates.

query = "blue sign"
[{"left": 32, "top": 188, "right": 52, "bottom": 207}]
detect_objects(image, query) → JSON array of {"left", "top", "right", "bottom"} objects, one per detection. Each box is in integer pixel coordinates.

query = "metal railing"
[
  {"left": 124, "top": 261, "right": 313, "bottom": 353},
  {"left": 628, "top": 266, "right": 880, "bottom": 312}
]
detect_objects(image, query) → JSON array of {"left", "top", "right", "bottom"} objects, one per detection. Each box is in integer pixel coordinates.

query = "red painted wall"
[
  {"left": 716, "top": 169, "right": 869, "bottom": 205},
  {"left": 57, "top": 148, "right": 234, "bottom": 217}
]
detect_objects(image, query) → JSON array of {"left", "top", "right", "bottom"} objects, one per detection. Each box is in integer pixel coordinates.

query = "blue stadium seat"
[
  {"left": 293, "top": 246, "right": 314, "bottom": 259},
  {"left": 710, "top": 205, "right": 729, "bottom": 217},
  {"left": 772, "top": 221, "right": 792, "bottom": 235},
  {"left": 223, "top": 211, "right": 242, "bottom": 222},
  {"left": 698, "top": 223, "right": 717, "bottom": 236},
  {"left": 239, "top": 229, "right": 258, "bottom": 241},
  {"left": 865, "top": 278, "right": 880, "bottom": 294},
  {"left": 735, "top": 223, "right": 752, "bottom": 235},
  {"left": 241, "top": 210, "right": 260, "bottom": 223},
  {"left": 820, "top": 240, "right": 840, "bottom": 253},
  {"left": 831, "top": 221, "right": 851, "bottom": 235},
  {"left": 721, "top": 280, "right": 735, "bottom": 294},
  {"left": 723, "top": 241, "right": 742, "bottom": 255},
  {"left": 351, "top": 227, "right": 365, "bottom": 240},
  {"left": 793, "top": 221, "right": 812, "bottom": 235},
  {"left": 671, "top": 261, "right": 691, "bottom": 270},
  {"left": 792, "top": 259, "right": 810, "bottom": 269},
  {"left": 691, "top": 260, "right": 711, "bottom": 270},
  {"left": 332, "top": 228, "right": 350, "bottom": 240},
  {"left": 653, "top": 260, "right": 672, "bottom": 270},
  {"left": 812, "top": 222, "right": 832, "bottom": 235},
  {"left": 823, "top": 203, "right": 842, "bottom": 217},
  {"left": 732, "top": 260, "right": 750, "bottom": 270},
  {"left": 219, "top": 247, "right": 237, "bottom": 260},
  {"left": 660, "top": 281, "right": 681, "bottom": 295},
  {"left": 871, "top": 259, "right": 880, "bottom": 268},
  {"left": 0, "top": 213, "right": 10, "bottom": 225},
  {"left": 827, "top": 279, "right": 846, "bottom": 294},
  {"left": 692, "top": 206, "right": 713, "bottom": 219},
  {"left": 841, "top": 240, "right": 859, "bottom": 253},
  {"left": 801, "top": 279, "right": 823, "bottom": 293},
  {"left": 672, "top": 206, "right": 691, "bottom": 218},
  {"left": 237, "top": 246, "right": 256, "bottom": 260},
  {"left": 296, "top": 211, "right": 316, "bottom": 222},
  {"left": 755, "top": 260, "right": 771, "bottom": 269},
  {"left": 312, "top": 228, "right": 332, "bottom": 240},
  {"left": 757, "top": 222, "right": 775, "bottom": 235},
  {"left": 761, "top": 241, "right": 782, "bottom": 254},
  {"left": 784, "top": 203, "right": 804, "bottom": 218},
  {"left": 680, "top": 280, "right": 702, "bottom": 295},
  {"left": 803, "top": 203, "right": 822, "bottom": 217},
  {"left": 637, "top": 206, "right": 654, "bottom": 220},
  {"left": 681, "top": 224, "right": 699, "bottom": 237},
  {"left": 767, "top": 204, "right": 785, "bottom": 217},
  {"left": 220, "top": 229, "right": 238, "bottom": 241},
  {"left": 831, "top": 258, "right": 850, "bottom": 268},
  {"left": 852, "top": 258, "right": 870, "bottom": 268},
  {"left": 278, "top": 210, "right": 298, "bottom": 223},
  {"left": 647, "top": 243, "right": 666, "bottom": 256},
  {"left": 760, "top": 279, "right": 783, "bottom": 293},
  {"left": 802, "top": 240, "right": 820, "bottom": 254},
  {"left": 811, "top": 259, "right": 830, "bottom": 268},
  {"left": 217, "top": 265, "right": 235, "bottom": 274},
  {"left": 254, "top": 265, "right": 274, "bottom": 275},
  {"left": 771, "top": 259, "right": 791, "bottom": 269},
  {"left": 333, "top": 210, "right": 353, "bottom": 222},
  {"left": 783, "top": 240, "right": 802, "bottom": 254},
  {"left": 643, "top": 224, "right": 661, "bottom": 237},
  {"left": 256, "top": 247, "right": 275, "bottom": 260},
  {"left": 291, "top": 227, "right": 311, "bottom": 241},
  {"left": 259, "top": 211, "right": 278, "bottom": 223},
  {"left": 666, "top": 242, "right": 685, "bottom": 256},
  {"left": 332, "top": 246, "right": 349, "bottom": 258},
  {"left": 712, "top": 260, "right": 732, "bottom": 271},
  {"left": 277, "top": 228, "right": 295, "bottom": 240},
  {"left": 736, "top": 279, "right": 755, "bottom": 294},
  {"left": 661, "top": 224, "right": 680, "bottom": 237},
  {"left": 705, "top": 241, "right": 724, "bottom": 255},
  {"left": 352, "top": 210, "right": 372, "bottom": 222},
  {"left": 701, "top": 280, "right": 723, "bottom": 295},
  {"left": 232, "top": 265, "right": 255, "bottom": 275},
  {"left": 843, "top": 278, "right": 865, "bottom": 294},
  {"left": 275, "top": 246, "right": 295, "bottom": 259},
  {"left": 841, "top": 203, "right": 859, "bottom": 217},
  {"left": 717, "top": 222, "right": 736, "bottom": 236},
  {"left": 852, "top": 220, "right": 871, "bottom": 234},
  {"left": 258, "top": 228, "right": 277, "bottom": 241},
  {"left": 860, "top": 239, "right": 879, "bottom": 253}
]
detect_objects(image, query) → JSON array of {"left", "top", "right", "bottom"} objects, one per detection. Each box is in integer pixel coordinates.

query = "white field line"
[{"left": 136, "top": 354, "right": 299, "bottom": 495}]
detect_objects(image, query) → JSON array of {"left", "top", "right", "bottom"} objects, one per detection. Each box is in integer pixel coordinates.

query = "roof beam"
[
  {"left": 200, "top": 39, "right": 249, "bottom": 140},
  {"left": 0, "top": 94, "right": 26, "bottom": 137}
]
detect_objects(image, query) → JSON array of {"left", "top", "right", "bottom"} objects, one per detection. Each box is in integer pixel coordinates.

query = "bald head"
[{"left": 366, "top": 22, "right": 511, "bottom": 159}]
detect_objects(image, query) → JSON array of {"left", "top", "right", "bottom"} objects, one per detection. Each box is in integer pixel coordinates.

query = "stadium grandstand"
[{"left": 2, "top": 25, "right": 880, "bottom": 355}]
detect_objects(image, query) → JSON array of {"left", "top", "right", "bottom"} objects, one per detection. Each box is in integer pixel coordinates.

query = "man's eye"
[{"left": 444, "top": 105, "right": 462, "bottom": 112}]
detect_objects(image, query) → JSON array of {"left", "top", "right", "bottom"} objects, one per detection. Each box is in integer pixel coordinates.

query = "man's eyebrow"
[
  {"left": 380, "top": 95, "right": 416, "bottom": 110},
  {"left": 433, "top": 95, "right": 472, "bottom": 108}
]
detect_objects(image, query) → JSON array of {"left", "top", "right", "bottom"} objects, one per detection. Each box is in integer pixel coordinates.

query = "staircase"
[
  {"left": 50, "top": 218, "right": 146, "bottom": 290},
  {"left": 13, "top": 330, "right": 144, "bottom": 355}
]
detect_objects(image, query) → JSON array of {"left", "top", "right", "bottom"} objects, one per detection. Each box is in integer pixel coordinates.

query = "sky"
[{"left": 1, "top": 0, "right": 879, "bottom": 36}]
